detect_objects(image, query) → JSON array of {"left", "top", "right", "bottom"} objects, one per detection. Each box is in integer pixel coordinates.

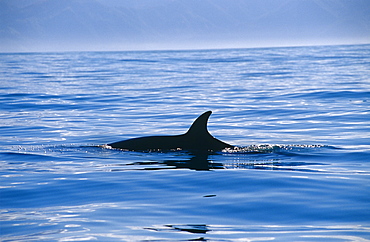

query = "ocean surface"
[{"left": 0, "top": 44, "right": 369, "bottom": 241}]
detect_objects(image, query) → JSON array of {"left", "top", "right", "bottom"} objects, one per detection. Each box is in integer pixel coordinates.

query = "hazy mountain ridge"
[{"left": 1, "top": 0, "right": 369, "bottom": 51}]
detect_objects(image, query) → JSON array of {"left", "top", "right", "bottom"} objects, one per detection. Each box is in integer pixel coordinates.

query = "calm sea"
[{"left": 1, "top": 44, "right": 369, "bottom": 241}]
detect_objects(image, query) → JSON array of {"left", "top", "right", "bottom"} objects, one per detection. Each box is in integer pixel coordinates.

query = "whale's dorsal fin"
[
  {"left": 185, "top": 111, "right": 212, "bottom": 136},
  {"left": 108, "top": 110, "right": 233, "bottom": 151}
]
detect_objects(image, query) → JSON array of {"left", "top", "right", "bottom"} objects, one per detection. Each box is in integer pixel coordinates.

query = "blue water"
[{"left": 1, "top": 44, "right": 370, "bottom": 241}]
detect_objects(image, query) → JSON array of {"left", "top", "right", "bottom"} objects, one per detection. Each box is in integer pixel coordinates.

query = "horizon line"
[{"left": 1, "top": 42, "right": 369, "bottom": 55}]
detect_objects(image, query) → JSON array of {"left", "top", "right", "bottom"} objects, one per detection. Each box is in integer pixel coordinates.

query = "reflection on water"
[
  {"left": 143, "top": 224, "right": 370, "bottom": 241},
  {"left": 146, "top": 224, "right": 211, "bottom": 234},
  {"left": 125, "top": 152, "right": 326, "bottom": 172},
  {"left": 0, "top": 144, "right": 334, "bottom": 175},
  {"left": 3, "top": 202, "right": 369, "bottom": 242},
  {"left": 0, "top": 203, "right": 115, "bottom": 242},
  {"left": 127, "top": 152, "right": 223, "bottom": 171},
  {"left": 4, "top": 144, "right": 335, "bottom": 173},
  {"left": 105, "top": 144, "right": 331, "bottom": 172}
]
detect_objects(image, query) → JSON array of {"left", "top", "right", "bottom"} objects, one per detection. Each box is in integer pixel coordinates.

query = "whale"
[{"left": 108, "top": 111, "right": 233, "bottom": 152}]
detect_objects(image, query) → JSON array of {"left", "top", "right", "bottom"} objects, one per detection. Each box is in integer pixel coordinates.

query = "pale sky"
[{"left": 1, "top": 0, "right": 369, "bottom": 52}]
